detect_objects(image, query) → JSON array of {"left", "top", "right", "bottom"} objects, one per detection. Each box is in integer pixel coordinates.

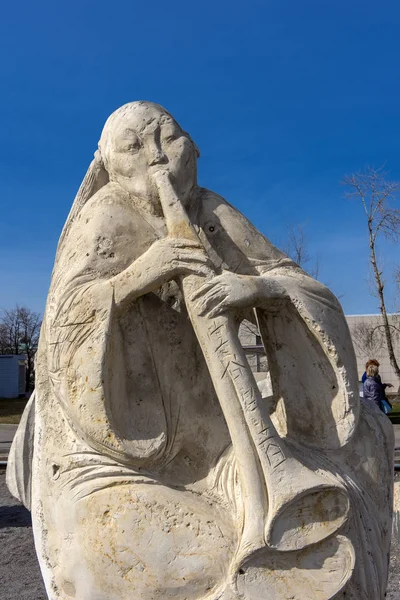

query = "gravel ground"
[
  {"left": 387, "top": 472, "right": 400, "bottom": 600},
  {"left": 0, "top": 470, "right": 399, "bottom": 599},
  {"left": 0, "top": 471, "right": 46, "bottom": 600}
]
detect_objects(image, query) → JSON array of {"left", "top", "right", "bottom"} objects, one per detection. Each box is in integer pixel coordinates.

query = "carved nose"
[{"left": 149, "top": 149, "right": 168, "bottom": 166}]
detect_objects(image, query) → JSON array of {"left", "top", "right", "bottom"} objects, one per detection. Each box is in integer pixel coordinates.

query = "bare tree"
[
  {"left": 0, "top": 305, "right": 42, "bottom": 391},
  {"left": 283, "top": 224, "right": 320, "bottom": 279},
  {"left": 342, "top": 166, "right": 400, "bottom": 385},
  {"left": 350, "top": 321, "right": 385, "bottom": 361}
]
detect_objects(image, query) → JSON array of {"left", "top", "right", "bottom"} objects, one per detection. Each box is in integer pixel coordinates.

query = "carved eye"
[
  {"left": 162, "top": 124, "right": 180, "bottom": 144},
  {"left": 127, "top": 138, "right": 141, "bottom": 152},
  {"left": 119, "top": 130, "right": 142, "bottom": 154}
]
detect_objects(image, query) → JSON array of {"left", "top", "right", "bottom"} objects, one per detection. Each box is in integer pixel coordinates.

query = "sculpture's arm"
[
  {"left": 51, "top": 191, "right": 212, "bottom": 317},
  {"left": 109, "top": 238, "right": 211, "bottom": 311},
  {"left": 195, "top": 191, "right": 359, "bottom": 447},
  {"left": 197, "top": 189, "right": 355, "bottom": 347},
  {"left": 45, "top": 192, "right": 214, "bottom": 462}
]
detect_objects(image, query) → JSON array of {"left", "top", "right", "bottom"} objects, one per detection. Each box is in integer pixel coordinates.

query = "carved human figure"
[{"left": 8, "top": 102, "right": 393, "bottom": 600}]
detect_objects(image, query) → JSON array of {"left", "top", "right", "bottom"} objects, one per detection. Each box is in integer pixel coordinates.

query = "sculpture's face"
[{"left": 103, "top": 105, "right": 198, "bottom": 204}]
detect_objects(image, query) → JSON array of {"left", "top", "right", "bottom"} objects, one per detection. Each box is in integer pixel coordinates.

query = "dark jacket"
[
  {"left": 363, "top": 376, "right": 385, "bottom": 411},
  {"left": 361, "top": 371, "right": 388, "bottom": 388}
]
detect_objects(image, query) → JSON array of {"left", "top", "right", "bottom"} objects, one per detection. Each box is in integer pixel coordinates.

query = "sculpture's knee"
[{"left": 61, "top": 483, "right": 235, "bottom": 600}]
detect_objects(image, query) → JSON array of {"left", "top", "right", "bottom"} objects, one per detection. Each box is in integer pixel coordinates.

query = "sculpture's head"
[{"left": 99, "top": 101, "right": 199, "bottom": 204}]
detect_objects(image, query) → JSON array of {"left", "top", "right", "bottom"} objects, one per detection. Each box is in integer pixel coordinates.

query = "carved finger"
[
  {"left": 190, "top": 278, "right": 223, "bottom": 300},
  {"left": 195, "top": 287, "right": 225, "bottom": 315},
  {"left": 179, "top": 251, "right": 211, "bottom": 264},
  {"left": 196, "top": 290, "right": 223, "bottom": 310},
  {"left": 207, "top": 300, "right": 228, "bottom": 319},
  {"left": 187, "top": 264, "right": 213, "bottom": 278}
]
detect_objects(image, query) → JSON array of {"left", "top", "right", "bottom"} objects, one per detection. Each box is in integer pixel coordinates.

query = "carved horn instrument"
[{"left": 152, "top": 170, "right": 349, "bottom": 566}]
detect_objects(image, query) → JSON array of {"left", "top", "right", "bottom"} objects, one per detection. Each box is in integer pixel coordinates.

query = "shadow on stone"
[{"left": 0, "top": 505, "right": 32, "bottom": 529}]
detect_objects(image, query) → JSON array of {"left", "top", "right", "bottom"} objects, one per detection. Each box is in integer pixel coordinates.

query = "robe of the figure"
[{"left": 7, "top": 183, "right": 393, "bottom": 599}]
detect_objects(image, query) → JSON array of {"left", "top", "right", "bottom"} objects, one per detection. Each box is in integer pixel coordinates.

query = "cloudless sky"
[{"left": 1, "top": 0, "right": 400, "bottom": 316}]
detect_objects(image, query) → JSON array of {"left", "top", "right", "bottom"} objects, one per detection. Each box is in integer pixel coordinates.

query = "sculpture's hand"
[
  {"left": 145, "top": 237, "right": 212, "bottom": 281},
  {"left": 191, "top": 272, "right": 288, "bottom": 318},
  {"left": 112, "top": 237, "right": 213, "bottom": 309}
]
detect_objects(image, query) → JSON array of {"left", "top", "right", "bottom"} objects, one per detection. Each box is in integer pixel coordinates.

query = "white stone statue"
[{"left": 7, "top": 102, "right": 394, "bottom": 600}]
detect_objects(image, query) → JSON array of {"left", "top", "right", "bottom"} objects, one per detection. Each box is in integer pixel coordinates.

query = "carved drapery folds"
[{"left": 7, "top": 102, "right": 393, "bottom": 600}]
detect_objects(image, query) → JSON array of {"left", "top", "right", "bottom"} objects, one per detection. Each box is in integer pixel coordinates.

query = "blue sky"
[{"left": 1, "top": 0, "right": 400, "bottom": 315}]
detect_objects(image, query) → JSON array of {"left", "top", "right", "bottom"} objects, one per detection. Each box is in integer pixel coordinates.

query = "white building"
[
  {"left": 240, "top": 313, "right": 400, "bottom": 387},
  {"left": 346, "top": 314, "right": 400, "bottom": 386},
  {"left": 0, "top": 355, "right": 27, "bottom": 398}
]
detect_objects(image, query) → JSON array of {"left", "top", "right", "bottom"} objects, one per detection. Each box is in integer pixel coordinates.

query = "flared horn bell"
[{"left": 263, "top": 457, "right": 349, "bottom": 551}]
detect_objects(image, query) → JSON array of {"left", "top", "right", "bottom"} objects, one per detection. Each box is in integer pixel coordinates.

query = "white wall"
[
  {"left": 346, "top": 314, "right": 400, "bottom": 387},
  {"left": 0, "top": 355, "right": 26, "bottom": 398},
  {"left": 239, "top": 313, "right": 400, "bottom": 388}
]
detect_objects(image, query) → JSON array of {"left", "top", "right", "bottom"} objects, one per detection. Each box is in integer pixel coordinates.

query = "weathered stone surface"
[{"left": 7, "top": 101, "right": 394, "bottom": 599}]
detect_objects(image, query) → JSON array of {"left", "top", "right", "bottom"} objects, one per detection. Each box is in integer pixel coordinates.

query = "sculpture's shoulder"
[
  {"left": 195, "top": 187, "right": 238, "bottom": 218},
  {"left": 68, "top": 183, "right": 141, "bottom": 246},
  {"left": 53, "top": 183, "right": 145, "bottom": 285},
  {"left": 193, "top": 186, "right": 258, "bottom": 235},
  {"left": 193, "top": 187, "right": 289, "bottom": 267},
  {"left": 79, "top": 182, "right": 133, "bottom": 222},
  {"left": 194, "top": 186, "right": 270, "bottom": 238}
]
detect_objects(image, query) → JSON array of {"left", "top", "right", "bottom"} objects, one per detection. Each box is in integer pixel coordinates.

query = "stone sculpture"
[{"left": 7, "top": 101, "right": 394, "bottom": 599}]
